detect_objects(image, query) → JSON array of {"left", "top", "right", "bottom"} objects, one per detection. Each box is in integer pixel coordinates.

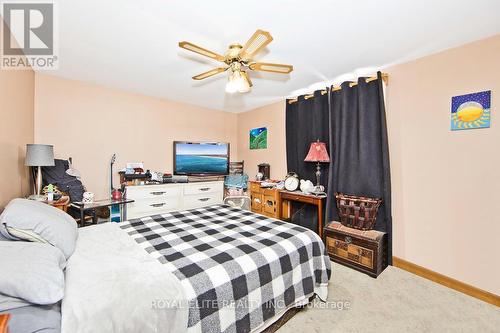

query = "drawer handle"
[
  {"left": 198, "top": 198, "right": 210, "bottom": 202},
  {"left": 150, "top": 191, "right": 166, "bottom": 195},
  {"left": 150, "top": 203, "right": 166, "bottom": 207},
  {"left": 199, "top": 187, "right": 211, "bottom": 191},
  {"left": 345, "top": 236, "right": 352, "bottom": 244},
  {"left": 266, "top": 200, "right": 274, "bottom": 206}
]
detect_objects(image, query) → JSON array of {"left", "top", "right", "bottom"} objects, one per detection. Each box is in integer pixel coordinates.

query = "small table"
[
  {"left": 45, "top": 196, "right": 70, "bottom": 212},
  {"left": 71, "top": 198, "right": 134, "bottom": 227},
  {"left": 278, "top": 190, "right": 327, "bottom": 238}
]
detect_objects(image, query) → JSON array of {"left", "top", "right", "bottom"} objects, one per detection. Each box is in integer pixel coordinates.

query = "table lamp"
[
  {"left": 26, "top": 144, "right": 55, "bottom": 201},
  {"left": 304, "top": 140, "right": 330, "bottom": 193}
]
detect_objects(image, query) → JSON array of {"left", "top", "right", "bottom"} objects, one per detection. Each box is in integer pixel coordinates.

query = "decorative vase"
[{"left": 82, "top": 192, "right": 94, "bottom": 203}]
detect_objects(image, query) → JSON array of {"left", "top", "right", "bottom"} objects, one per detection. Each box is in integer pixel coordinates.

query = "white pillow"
[
  {"left": 0, "top": 223, "right": 15, "bottom": 241},
  {"left": 0, "top": 293, "right": 31, "bottom": 312},
  {"left": 0, "top": 199, "right": 78, "bottom": 258},
  {"left": 0, "top": 242, "right": 66, "bottom": 305}
]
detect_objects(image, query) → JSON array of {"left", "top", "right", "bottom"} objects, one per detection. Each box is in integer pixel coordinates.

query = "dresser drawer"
[
  {"left": 250, "top": 182, "right": 262, "bottom": 193},
  {"left": 280, "top": 191, "right": 316, "bottom": 204},
  {"left": 126, "top": 185, "right": 182, "bottom": 200},
  {"left": 183, "top": 192, "right": 222, "bottom": 210},
  {"left": 127, "top": 197, "right": 181, "bottom": 219},
  {"left": 262, "top": 194, "right": 278, "bottom": 217},
  {"left": 251, "top": 193, "right": 263, "bottom": 212},
  {"left": 184, "top": 182, "right": 223, "bottom": 195}
]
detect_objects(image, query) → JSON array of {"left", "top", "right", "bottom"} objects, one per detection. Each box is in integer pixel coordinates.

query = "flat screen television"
[{"left": 173, "top": 141, "right": 230, "bottom": 175}]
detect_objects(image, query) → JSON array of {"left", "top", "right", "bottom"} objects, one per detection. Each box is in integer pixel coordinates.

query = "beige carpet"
[{"left": 279, "top": 262, "right": 500, "bottom": 332}]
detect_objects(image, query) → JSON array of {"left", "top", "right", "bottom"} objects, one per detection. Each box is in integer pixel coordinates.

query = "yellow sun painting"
[{"left": 451, "top": 91, "right": 491, "bottom": 130}]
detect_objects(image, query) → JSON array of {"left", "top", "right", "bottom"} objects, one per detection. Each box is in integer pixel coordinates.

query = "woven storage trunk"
[
  {"left": 324, "top": 222, "right": 387, "bottom": 277},
  {"left": 335, "top": 193, "right": 382, "bottom": 230}
]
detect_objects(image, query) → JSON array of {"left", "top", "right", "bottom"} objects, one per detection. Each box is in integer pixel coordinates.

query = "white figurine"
[{"left": 299, "top": 179, "right": 315, "bottom": 194}]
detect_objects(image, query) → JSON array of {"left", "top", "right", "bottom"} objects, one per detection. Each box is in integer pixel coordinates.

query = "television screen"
[{"left": 174, "top": 142, "right": 229, "bottom": 175}]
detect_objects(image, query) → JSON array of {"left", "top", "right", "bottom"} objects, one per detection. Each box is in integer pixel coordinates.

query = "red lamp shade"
[{"left": 304, "top": 141, "right": 330, "bottom": 163}]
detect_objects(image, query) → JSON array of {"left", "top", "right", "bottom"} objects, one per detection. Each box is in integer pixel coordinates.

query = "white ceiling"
[{"left": 28, "top": 0, "right": 500, "bottom": 112}]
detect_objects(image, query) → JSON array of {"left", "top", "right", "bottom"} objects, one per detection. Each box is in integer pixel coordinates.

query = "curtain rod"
[{"left": 287, "top": 73, "right": 388, "bottom": 104}]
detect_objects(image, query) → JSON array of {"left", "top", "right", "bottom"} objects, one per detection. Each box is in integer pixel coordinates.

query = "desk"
[{"left": 279, "top": 190, "right": 327, "bottom": 238}]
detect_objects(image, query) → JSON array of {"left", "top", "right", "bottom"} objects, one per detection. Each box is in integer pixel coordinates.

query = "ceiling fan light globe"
[
  {"left": 225, "top": 80, "right": 237, "bottom": 93},
  {"left": 236, "top": 77, "right": 250, "bottom": 93},
  {"left": 226, "top": 69, "right": 237, "bottom": 93},
  {"left": 238, "top": 85, "right": 251, "bottom": 93},
  {"left": 227, "top": 69, "right": 251, "bottom": 93}
]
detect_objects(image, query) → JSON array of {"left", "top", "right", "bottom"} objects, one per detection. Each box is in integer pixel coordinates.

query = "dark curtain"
[
  {"left": 286, "top": 90, "right": 330, "bottom": 184},
  {"left": 286, "top": 90, "right": 329, "bottom": 231},
  {"left": 325, "top": 72, "right": 393, "bottom": 264}
]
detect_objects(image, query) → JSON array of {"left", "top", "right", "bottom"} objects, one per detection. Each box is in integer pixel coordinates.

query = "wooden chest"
[
  {"left": 249, "top": 181, "right": 280, "bottom": 219},
  {"left": 324, "top": 221, "right": 387, "bottom": 278}
]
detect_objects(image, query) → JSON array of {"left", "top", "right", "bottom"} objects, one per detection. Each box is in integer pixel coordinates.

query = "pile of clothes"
[{"left": 42, "top": 159, "right": 86, "bottom": 202}]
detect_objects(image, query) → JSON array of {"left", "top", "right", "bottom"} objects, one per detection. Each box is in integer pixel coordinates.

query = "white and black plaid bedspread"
[{"left": 121, "top": 205, "right": 331, "bottom": 333}]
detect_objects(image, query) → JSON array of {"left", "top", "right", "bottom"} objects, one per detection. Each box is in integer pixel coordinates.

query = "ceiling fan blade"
[
  {"left": 179, "top": 41, "right": 225, "bottom": 62},
  {"left": 192, "top": 67, "right": 227, "bottom": 80},
  {"left": 239, "top": 29, "right": 273, "bottom": 60},
  {"left": 249, "top": 62, "right": 293, "bottom": 74},
  {"left": 242, "top": 71, "right": 253, "bottom": 87}
]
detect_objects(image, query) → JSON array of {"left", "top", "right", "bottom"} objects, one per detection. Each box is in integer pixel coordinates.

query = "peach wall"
[
  {"left": 0, "top": 24, "right": 34, "bottom": 209},
  {"left": 28, "top": 33, "right": 500, "bottom": 294},
  {"left": 237, "top": 101, "right": 287, "bottom": 180},
  {"left": 237, "top": 34, "right": 500, "bottom": 295},
  {"left": 385, "top": 34, "right": 500, "bottom": 295},
  {"left": 34, "top": 74, "right": 238, "bottom": 200}
]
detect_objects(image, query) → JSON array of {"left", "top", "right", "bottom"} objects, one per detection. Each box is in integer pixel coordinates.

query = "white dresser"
[{"left": 125, "top": 181, "right": 224, "bottom": 219}]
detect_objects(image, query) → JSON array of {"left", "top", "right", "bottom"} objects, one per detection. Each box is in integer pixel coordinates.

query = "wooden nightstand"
[{"left": 249, "top": 181, "right": 280, "bottom": 219}]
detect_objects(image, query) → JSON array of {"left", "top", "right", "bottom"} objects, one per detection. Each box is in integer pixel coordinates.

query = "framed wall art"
[
  {"left": 249, "top": 127, "right": 268, "bottom": 149},
  {"left": 451, "top": 90, "right": 491, "bottom": 130}
]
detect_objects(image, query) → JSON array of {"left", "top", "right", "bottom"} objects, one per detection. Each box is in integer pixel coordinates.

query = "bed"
[
  {"left": 0, "top": 303, "right": 61, "bottom": 333},
  {"left": 0, "top": 200, "right": 330, "bottom": 333},
  {"left": 62, "top": 204, "right": 331, "bottom": 333}
]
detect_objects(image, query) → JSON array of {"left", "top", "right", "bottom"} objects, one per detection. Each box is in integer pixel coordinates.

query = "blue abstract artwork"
[{"left": 451, "top": 90, "right": 491, "bottom": 130}]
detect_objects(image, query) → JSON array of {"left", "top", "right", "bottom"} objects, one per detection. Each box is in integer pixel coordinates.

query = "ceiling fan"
[{"left": 179, "top": 29, "right": 293, "bottom": 93}]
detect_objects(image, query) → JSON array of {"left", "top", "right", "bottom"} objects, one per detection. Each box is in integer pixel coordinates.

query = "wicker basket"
[{"left": 335, "top": 193, "right": 382, "bottom": 230}]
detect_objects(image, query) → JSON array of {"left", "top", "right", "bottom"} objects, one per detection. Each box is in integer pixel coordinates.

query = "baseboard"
[{"left": 392, "top": 257, "right": 499, "bottom": 307}]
